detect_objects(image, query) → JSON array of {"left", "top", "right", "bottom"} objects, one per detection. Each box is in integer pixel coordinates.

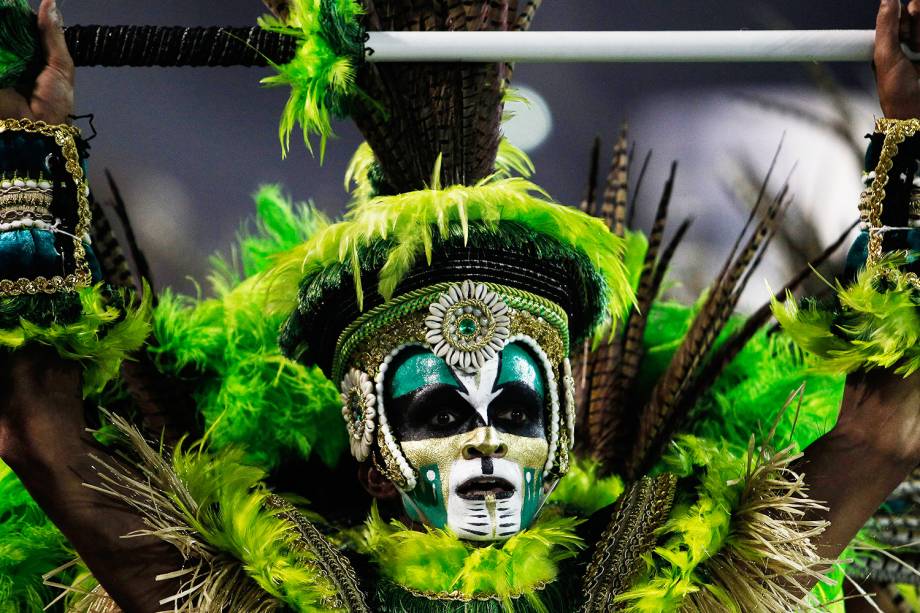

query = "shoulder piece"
[{"left": 580, "top": 473, "right": 677, "bottom": 612}]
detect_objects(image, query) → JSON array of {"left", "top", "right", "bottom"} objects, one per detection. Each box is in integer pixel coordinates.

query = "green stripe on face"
[
  {"left": 496, "top": 342, "right": 545, "bottom": 400},
  {"left": 390, "top": 350, "right": 460, "bottom": 399}
]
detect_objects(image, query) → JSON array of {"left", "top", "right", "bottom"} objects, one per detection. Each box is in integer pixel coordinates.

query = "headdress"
[{"left": 261, "top": 1, "right": 634, "bottom": 488}]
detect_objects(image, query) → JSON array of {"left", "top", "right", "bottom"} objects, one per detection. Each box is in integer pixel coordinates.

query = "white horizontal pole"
[{"left": 364, "top": 30, "right": 895, "bottom": 63}]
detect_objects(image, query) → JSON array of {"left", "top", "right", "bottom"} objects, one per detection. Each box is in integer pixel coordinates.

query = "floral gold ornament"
[
  {"left": 425, "top": 281, "right": 511, "bottom": 373},
  {"left": 340, "top": 368, "right": 377, "bottom": 462}
]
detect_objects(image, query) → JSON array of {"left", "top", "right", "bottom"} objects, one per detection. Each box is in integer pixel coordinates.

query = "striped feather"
[
  {"left": 628, "top": 156, "right": 791, "bottom": 475},
  {"left": 89, "top": 196, "right": 135, "bottom": 290}
]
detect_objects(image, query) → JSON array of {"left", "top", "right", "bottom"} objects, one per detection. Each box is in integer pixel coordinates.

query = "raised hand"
[
  {"left": 0, "top": 0, "right": 73, "bottom": 124},
  {"left": 876, "top": 0, "right": 920, "bottom": 119}
]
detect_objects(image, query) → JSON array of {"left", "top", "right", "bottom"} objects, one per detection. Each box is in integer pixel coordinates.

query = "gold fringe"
[{"left": 680, "top": 442, "right": 835, "bottom": 613}]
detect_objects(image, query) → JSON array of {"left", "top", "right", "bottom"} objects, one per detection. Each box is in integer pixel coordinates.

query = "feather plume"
[
  {"left": 259, "top": 0, "right": 365, "bottom": 159},
  {"left": 600, "top": 125, "right": 630, "bottom": 236},
  {"left": 0, "top": 0, "right": 39, "bottom": 89},
  {"left": 0, "top": 462, "right": 73, "bottom": 613},
  {"left": 772, "top": 254, "right": 920, "bottom": 376},
  {"left": 103, "top": 170, "right": 155, "bottom": 294},
  {"left": 360, "top": 504, "right": 583, "bottom": 612},
  {"left": 68, "top": 413, "right": 365, "bottom": 613},
  {"left": 297, "top": 174, "right": 633, "bottom": 325},
  {"left": 685, "top": 219, "right": 858, "bottom": 407},
  {"left": 616, "top": 432, "right": 835, "bottom": 612},
  {"left": 149, "top": 186, "right": 344, "bottom": 470},
  {"left": 88, "top": 196, "right": 135, "bottom": 291},
  {"left": 629, "top": 158, "right": 791, "bottom": 476}
]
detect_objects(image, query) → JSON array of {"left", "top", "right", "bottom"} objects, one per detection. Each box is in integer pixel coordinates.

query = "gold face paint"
[{"left": 402, "top": 427, "right": 549, "bottom": 504}]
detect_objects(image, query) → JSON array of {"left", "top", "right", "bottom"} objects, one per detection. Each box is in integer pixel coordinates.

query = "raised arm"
[
  {"left": 0, "top": 1, "right": 184, "bottom": 609},
  {"left": 793, "top": 0, "right": 920, "bottom": 562}
]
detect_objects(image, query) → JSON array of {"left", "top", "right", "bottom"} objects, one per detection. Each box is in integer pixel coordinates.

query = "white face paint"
[
  {"left": 395, "top": 344, "right": 550, "bottom": 541},
  {"left": 454, "top": 356, "right": 503, "bottom": 424},
  {"left": 446, "top": 456, "right": 525, "bottom": 540}
]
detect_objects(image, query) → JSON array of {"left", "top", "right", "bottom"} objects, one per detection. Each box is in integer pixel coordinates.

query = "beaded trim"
[
  {"left": 332, "top": 281, "right": 570, "bottom": 384},
  {"left": 0, "top": 119, "right": 91, "bottom": 297},
  {"left": 0, "top": 174, "right": 54, "bottom": 210},
  {"left": 374, "top": 343, "right": 420, "bottom": 489},
  {"left": 509, "top": 334, "right": 564, "bottom": 476},
  {"left": 399, "top": 580, "right": 551, "bottom": 603},
  {"left": 861, "top": 118, "right": 920, "bottom": 291}
]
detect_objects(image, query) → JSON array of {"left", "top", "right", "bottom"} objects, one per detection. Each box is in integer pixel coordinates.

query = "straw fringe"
[
  {"left": 678, "top": 443, "right": 835, "bottom": 613},
  {"left": 61, "top": 412, "right": 361, "bottom": 613}
]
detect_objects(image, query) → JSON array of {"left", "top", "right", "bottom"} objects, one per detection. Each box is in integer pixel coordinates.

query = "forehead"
[{"left": 388, "top": 342, "right": 546, "bottom": 399}]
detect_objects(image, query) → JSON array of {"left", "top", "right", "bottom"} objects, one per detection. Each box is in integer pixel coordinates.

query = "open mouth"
[{"left": 455, "top": 476, "right": 516, "bottom": 500}]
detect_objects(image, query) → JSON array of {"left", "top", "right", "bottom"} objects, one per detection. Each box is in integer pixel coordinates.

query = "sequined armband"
[
  {"left": 854, "top": 118, "right": 920, "bottom": 290},
  {"left": 0, "top": 118, "right": 93, "bottom": 297}
]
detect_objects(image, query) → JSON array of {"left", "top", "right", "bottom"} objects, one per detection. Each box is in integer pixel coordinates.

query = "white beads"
[
  {"left": 508, "top": 334, "right": 562, "bottom": 475},
  {"left": 374, "top": 343, "right": 420, "bottom": 491}
]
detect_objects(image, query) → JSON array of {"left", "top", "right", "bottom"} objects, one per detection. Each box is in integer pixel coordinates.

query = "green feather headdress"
[{"left": 280, "top": 161, "right": 635, "bottom": 373}]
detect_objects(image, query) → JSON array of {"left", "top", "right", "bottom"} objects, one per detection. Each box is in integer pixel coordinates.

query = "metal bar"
[{"left": 365, "top": 30, "right": 884, "bottom": 63}]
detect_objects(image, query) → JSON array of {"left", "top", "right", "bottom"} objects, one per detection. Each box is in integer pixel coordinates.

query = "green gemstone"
[{"left": 458, "top": 316, "right": 478, "bottom": 337}]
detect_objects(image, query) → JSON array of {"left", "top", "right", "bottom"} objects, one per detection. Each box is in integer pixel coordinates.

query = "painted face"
[{"left": 386, "top": 342, "right": 550, "bottom": 540}]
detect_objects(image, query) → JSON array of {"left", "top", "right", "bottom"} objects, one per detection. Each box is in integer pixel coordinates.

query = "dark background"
[{"left": 57, "top": 1, "right": 883, "bottom": 304}]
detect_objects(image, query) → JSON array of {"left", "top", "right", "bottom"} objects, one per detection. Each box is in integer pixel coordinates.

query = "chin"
[{"left": 446, "top": 458, "right": 526, "bottom": 541}]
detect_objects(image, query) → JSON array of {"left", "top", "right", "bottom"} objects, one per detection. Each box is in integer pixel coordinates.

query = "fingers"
[
  {"left": 262, "top": 0, "right": 291, "bottom": 20},
  {"left": 876, "top": 0, "right": 903, "bottom": 70},
  {"left": 906, "top": 0, "right": 920, "bottom": 51},
  {"left": 37, "top": 0, "right": 73, "bottom": 84}
]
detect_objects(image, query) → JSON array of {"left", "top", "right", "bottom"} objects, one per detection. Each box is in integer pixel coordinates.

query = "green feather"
[
  {"left": 259, "top": 0, "right": 365, "bottom": 159},
  {"left": 549, "top": 456, "right": 625, "bottom": 516},
  {"left": 0, "top": 285, "right": 152, "bottom": 395},
  {"left": 0, "top": 0, "right": 40, "bottom": 90},
  {"left": 360, "top": 505, "right": 584, "bottom": 611},
  {"left": 773, "top": 254, "right": 920, "bottom": 376},
  {"left": 166, "top": 443, "right": 347, "bottom": 611},
  {"left": 150, "top": 186, "right": 345, "bottom": 470},
  {"left": 298, "top": 176, "right": 633, "bottom": 325},
  {"left": 0, "top": 461, "right": 73, "bottom": 613}
]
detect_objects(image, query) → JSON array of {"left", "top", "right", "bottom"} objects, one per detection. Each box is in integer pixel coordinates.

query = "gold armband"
[{"left": 859, "top": 117, "right": 920, "bottom": 291}]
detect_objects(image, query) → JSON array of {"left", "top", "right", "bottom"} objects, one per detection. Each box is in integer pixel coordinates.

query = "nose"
[{"left": 462, "top": 427, "right": 508, "bottom": 460}]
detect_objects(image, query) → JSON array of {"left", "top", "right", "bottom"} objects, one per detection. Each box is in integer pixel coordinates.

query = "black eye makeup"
[{"left": 488, "top": 382, "right": 544, "bottom": 438}]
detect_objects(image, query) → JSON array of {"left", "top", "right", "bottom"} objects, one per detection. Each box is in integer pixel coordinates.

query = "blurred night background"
[{"left": 57, "top": 1, "right": 882, "bottom": 307}]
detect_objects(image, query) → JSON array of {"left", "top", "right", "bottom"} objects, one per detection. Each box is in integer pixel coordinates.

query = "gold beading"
[
  {"left": 859, "top": 118, "right": 920, "bottom": 291},
  {"left": 0, "top": 119, "right": 92, "bottom": 296}
]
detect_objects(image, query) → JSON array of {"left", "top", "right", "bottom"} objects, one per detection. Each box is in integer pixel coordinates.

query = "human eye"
[
  {"left": 495, "top": 406, "right": 528, "bottom": 425},
  {"left": 431, "top": 410, "right": 459, "bottom": 428}
]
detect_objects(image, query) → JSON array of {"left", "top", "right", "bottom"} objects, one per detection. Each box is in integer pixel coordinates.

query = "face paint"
[{"left": 387, "top": 342, "right": 550, "bottom": 540}]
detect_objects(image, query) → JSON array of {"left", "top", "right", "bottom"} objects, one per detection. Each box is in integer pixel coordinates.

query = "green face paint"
[
  {"left": 390, "top": 349, "right": 460, "bottom": 399},
  {"left": 496, "top": 342, "right": 545, "bottom": 400},
  {"left": 387, "top": 341, "right": 552, "bottom": 540}
]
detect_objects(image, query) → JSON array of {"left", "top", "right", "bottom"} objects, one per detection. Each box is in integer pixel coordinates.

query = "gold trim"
[
  {"left": 400, "top": 580, "right": 551, "bottom": 603},
  {"left": 862, "top": 118, "right": 920, "bottom": 291},
  {"left": 0, "top": 119, "right": 91, "bottom": 297}
]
